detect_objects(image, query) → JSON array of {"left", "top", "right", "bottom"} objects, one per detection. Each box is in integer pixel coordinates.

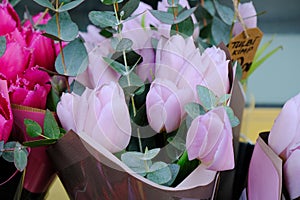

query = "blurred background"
[{"left": 15, "top": 0, "right": 300, "bottom": 107}]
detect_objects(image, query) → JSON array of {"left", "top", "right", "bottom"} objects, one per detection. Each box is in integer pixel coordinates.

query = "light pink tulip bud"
[
  {"left": 84, "top": 82, "right": 131, "bottom": 153},
  {"left": 186, "top": 106, "right": 234, "bottom": 171},
  {"left": 232, "top": 2, "right": 257, "bottom": 37}
]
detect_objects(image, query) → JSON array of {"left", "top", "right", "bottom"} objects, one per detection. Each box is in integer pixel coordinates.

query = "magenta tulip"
[
  {"left": 0, "top": 0, "right": 21, "bottom": 36},
  {"left": 186, "top": 106, "right": 234, "bottom": 171},
  {"left": 0, "top": 29, "right": 30, "bottom": 80},
  {"left": 9, "top": 66, "right": 51, "bottom": 109},
  {"left": 232, "top": 2, "right": 257, "bottom": 36},
  {"left": 0, "top": 79, "right": 13, "bottom": 142}
]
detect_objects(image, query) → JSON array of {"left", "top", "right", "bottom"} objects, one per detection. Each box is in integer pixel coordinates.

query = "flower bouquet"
[{"left": 0, "top": 0, "right": 277, "bottom": 199}]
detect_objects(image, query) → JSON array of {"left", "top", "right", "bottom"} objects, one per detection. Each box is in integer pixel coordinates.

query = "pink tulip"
[
  {"left": 201, "top": 46, "right": 230, "bottom": 97},
  {"left": 0, "top": 0, "right": 21, "bottom": 36},
  {"left": 0, "top": 79, "right": 13, "bottom": 142},
  {"left": 283, "top": 149, "right": 300, "bottom": 199},
  {"left": 186, "top": 106, "right": 234, "bottom": 171},
  {"left": 76, "top": 39, "right": 119, "bottom": 88},
  {"left": 84, "top": 82, "right": 131, "bottom": 153},
  {"left": 146, "top": 79, "right": 192, "bottom": 133},
  {"left": 80, "top": 25, "right": 106, "bottom": 51},
  {"left": 232, "top": 2, "right": 257, "bottom": 36},
  {"left": 57, "top": 82, "right": 131, "bottom": 153},
  {"left": 9, "top": 66, "right": 51, "bottom": 109},
  {"left": 269, "top": 93, "right": 300, "bottom": 159}
]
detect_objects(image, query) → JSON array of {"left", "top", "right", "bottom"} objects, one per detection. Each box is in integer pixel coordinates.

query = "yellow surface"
[{"left": 45, "top": 107, "right": 282, "bottom": 199}]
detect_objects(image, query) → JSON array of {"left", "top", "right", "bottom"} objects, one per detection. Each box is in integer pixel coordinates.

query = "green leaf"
[
  {"left": 147, "top": 165, "right": 172, "bottom": 185},
  {"left": 24, "top": 119, "right": 43, "bottom": 138},
  {"left": 141, "top": 148, "right": 160, "bottom": 161},
  {"left": 111, "top": 50, "right": 143, "bottom": 69},
  {"left": 184, "top": 102, "right": 206, "bottom": 119},
  {"left": 44, "top": 11, "right": 78, "bottom": 41},
  {"left": 196, "top": 85, "right": 217, "bottom": 111},
  {"left": 103, "top": 57, "right": 127, "bottom": 75},
  {"left": 70, "top": 80, "right": 86, "bottom": 96},
  {"left": 211, "top": 17, "right": 230, "bottom": 45},
  {"left": 149, "top": 161, "right": 168, "bottom": 172},
  {"left": 58, "top": 0, "right": 84, "bottom": 12},
  {"left": 218, "top": 94, "right": 231, "bottom": 105},
  {"left": 23, "top": 139, "right": 58, "bottom": 148},
  {"left": 9, "top": 0, "right": 21, "bottom": 7},
  {"left": 89, "top": 11, "right": 118, "bottom": 28},
  {"left": 224, "top": 106, "right": 240, "bottom": 127},
  {"left": 43, "top": 110, "right": 60, "bottom": 139},
  {"left": 14, "top": 143, "right": 28, "bottom": 171},
  {"left": 119, "top": 0, "right": 140, "bottom": 20},
  {"left": 119, "top": 72, "right": 144, "bottom": 95},
  {"left": 164, "top": 164, "right": 180, "bottom": 186},
  {"left": 214, "top": 0, "right": 234, "bottom": 25},
  {"left": 116, "top": 38, "right": 133, "bottom": 52},
  {"left": 33, "top": 0, "right": 55, "bottom": 11},
  {"left": 171, "top": 16, "right": 194, "bottom": 38},
  {"left": 121, "top": 151, "right": 151, "bottom": 174},
  {"left": 2, "top": 142, "right": 17, "bottom": 162},
  {"left": 0, "top": 36, "right": 6, "bottom": 57},
  {"left": 150, "top": 7, "right": 197, "bottom": 25},
  {"left": 0, "top": 141, "right": 4, "bottom": 157},
  {"left": 100, "top": 0, "right": 123, "bottom": 5},
  {"left": 55, "top": 38, "right": 88, "bottom": 76},
  {"left": 167, "top": 0, "right": 179, "bottom": 6},
  {"left": 46, "top": 87, "right": 60, "bottom": 112}
]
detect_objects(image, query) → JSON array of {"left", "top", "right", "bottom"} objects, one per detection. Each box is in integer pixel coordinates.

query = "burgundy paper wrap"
[
  {"left": 12, "top": 105, "right": 56, "bottom": 194},
  {"left": 47, "top": 130, "right": 219, "bottom": 200}
]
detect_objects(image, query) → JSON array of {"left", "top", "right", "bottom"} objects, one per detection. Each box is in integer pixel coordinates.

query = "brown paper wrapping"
[{"left": 47, "top": 130, "right": 219, "bottom": 200}]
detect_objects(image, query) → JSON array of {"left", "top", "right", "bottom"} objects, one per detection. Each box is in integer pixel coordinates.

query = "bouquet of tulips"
[{"left": 0, "top": 0, "right": 279, "bottom": 199}]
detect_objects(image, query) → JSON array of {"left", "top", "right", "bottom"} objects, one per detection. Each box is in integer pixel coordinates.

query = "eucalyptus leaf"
[
  {"left": 44, "top": 11, "right": 78, "bottom": 41},
  {"left": 171, "top": 16, "right": 194, "bottom": 38},
  {"left": 218, "top": 94, "right": 231, "bottom": 105},
  {"left": 184, "top": 102, "right": 206, "bottom": 119},
  {"left": 121, "top": 151, "right": 151, "bottom": 174},
  {"left": 23, "top": 139, "right": 58, "bottom": 148},
  {"left": 111, "top": 50, "right": 142, "bottom": 69},
  {"left": 9, "top": 0, "right": 21, "bottom": 7},
  {"left": 0, "top": 36, "right": 6, "bottom": 57},
  {"left": 149, "top": 161, "right": 168, "bottom": 172},
  {"left": 141, "top": 148, "right": 160, "bottom": 161},
  {"left": 149, "top": 10, "right": 176, "bottom": 25},
  {"left": 196, "top": 85, "right": 217, "bottom": 111},
  {"left": 167, "top": 0, "right": 179, "bottom": 6},
  {"left": 224, "top": 106, "right": 240, "bottom": 127},
  {"left": 33, "top": 0, "right": 54, "bottom": 11},
  {"left": 116, "top": 38, "right": 133, "bottom": 52},
  {"left": 163, "top": 164, "right": 180, "bottom": 186},
  {"left": 24, "top": 119, "right": 43, "bottom": 138},
  {"left": 175, "top": 7, "right": 197, "bottom": 24},
  {"left": 89, "top": 11, "right": 118, "bottom": 28},
  {"left": 214, "top": 0, "right": 234, "bottom": 25},
  {"left": 14, "top": 143, "right": 28, "bottom": 171},
  {"left": 0, "top": 141, "right": 4, "bottom": 157},
  {"left": 2, "top": 142, "right": 17, "bottom": 162},
  {"left": 119, "top": 72, "right": 144, "bottom": 95},
  {"left": 101, "top": 0, "right": 123, "bottom": 5},
  {"left": 70, "top": 80, "right": 86, "bottom": 96},
  {"left": 103, "top": 57, "right": 127, "bottom": 75},
  {"left": 211, "top": 17, "right": 230, "bottom": 45},
  {"left": 55, "top": 38, "right": 88, "bottom": 76},
  {"left": 147, "top": 165, "right": 172, "bottom": 185},
  {"left": 120, "top": 0, "right": 140, "bottom": 20},
  {"left": 44, "top": 110, "right": 60, "bottom": 139},
  {"left": 58, "top": 0, "right": 84, "bottom": 12}
]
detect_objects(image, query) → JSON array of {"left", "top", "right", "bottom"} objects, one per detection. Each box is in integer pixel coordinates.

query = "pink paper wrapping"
[
  {"left": 47, "top": 130, "right": 219, "bottom": 200},
  {"left": 247, "top": 132, "right": 289, "bottom": 200},
  {"left": 12, "top": 105, "right": 56, "bottom": 194}
]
